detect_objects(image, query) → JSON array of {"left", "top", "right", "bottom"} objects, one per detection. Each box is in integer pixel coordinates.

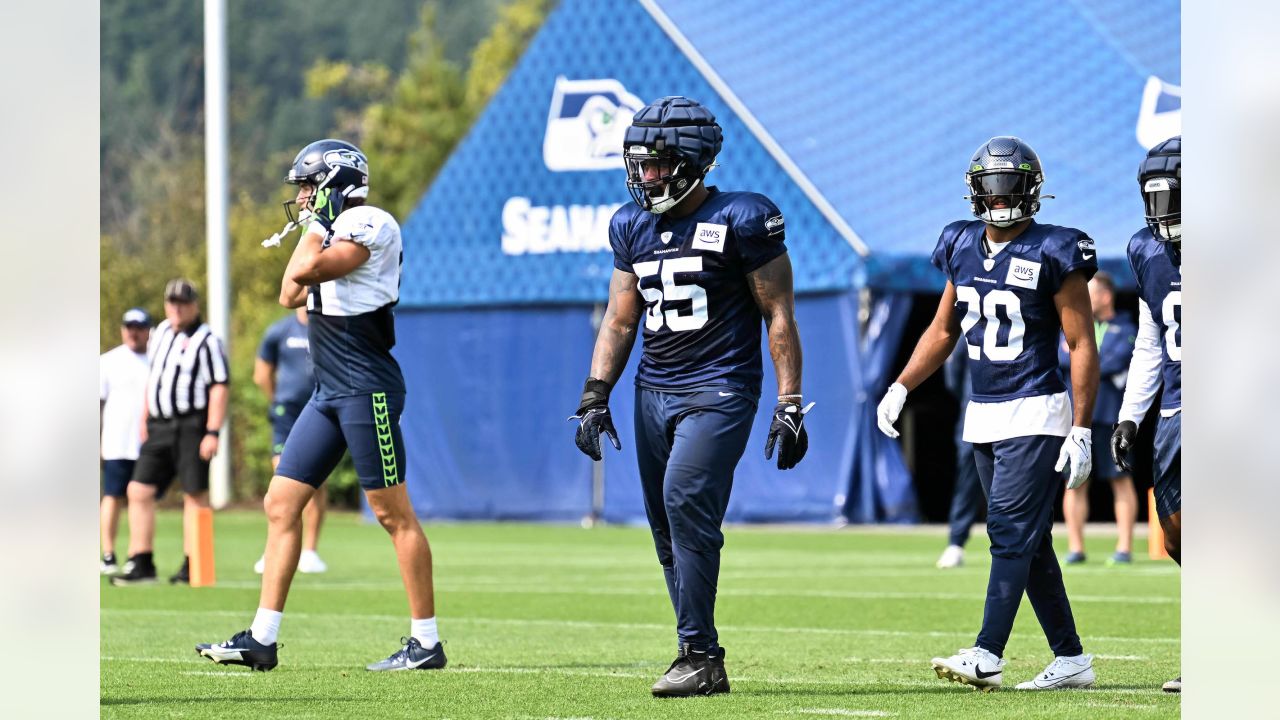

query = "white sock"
[
  {"left": 411, "top": 617, "right": 438, "bottom": 648},
  {"left": 1060, "top": 653, "right": 1089, "bottom": 663},
  {"left": 250, "top": 608, "right": 283, "bottom": 645}
]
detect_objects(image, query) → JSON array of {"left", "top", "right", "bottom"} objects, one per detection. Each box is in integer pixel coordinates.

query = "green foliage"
[
  {"left": 465, "top": 0, "right": 554, "bottom": 112},
  {"left": 359, "top": 6, "right": 469, "bottom": 220}
]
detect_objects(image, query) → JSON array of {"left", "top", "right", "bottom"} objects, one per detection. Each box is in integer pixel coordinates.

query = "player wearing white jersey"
[{"left": 198, "top": 140, "right": 444, "bottom": 673}]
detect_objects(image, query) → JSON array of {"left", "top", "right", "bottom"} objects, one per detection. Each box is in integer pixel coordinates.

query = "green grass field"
[{"left": 102, "top": 511, "right": 1180, "bottom": 719}]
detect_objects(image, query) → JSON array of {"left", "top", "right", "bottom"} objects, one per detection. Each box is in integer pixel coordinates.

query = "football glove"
[
  {"left": 765, "top": 400, "right": 815, "bottom": 470},
  {"left": 570, "top": 377, "right": 620, "bottom": 461},
  {"left": 1110, "top": 420, "right": 1139, "bottom": 473},
  {"left": 876, "top": 383, "right": 908, "bottom": 438},
  {"left": 1055, "top": 426, "right": 1093, "bottom": 489}
]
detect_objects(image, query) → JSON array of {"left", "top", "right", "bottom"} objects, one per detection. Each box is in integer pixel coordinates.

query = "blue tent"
[{"left": 389, "top": 0, "right": 1179, "bottom": 523}]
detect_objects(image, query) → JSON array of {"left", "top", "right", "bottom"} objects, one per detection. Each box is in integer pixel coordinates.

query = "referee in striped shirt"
[{"left": 112, "top": 278, "right": 229, "bottom": 586}]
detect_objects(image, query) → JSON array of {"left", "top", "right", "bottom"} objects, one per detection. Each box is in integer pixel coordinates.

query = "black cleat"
[
  {"left": 196, "top": 629, "right": 279, "bottom": 671},
  {"left": 366, "top": 637, "right": 447, "bottom": 671},
  {"left": 1162, "top": 676, "right": 1181, "bottom": 693},
  {"left": 169, "top": 556, "right": 190, "bottom": 585},
  {"left": 651, "top": 644, "right": 730, "bottom": 697},
  {"left": 109, "top": 555, "right": 157, "bottom": 586}
]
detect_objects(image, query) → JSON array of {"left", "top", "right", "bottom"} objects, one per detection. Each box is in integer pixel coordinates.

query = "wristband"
[
  {"left": 205, "top": 429, "right": 221, "bottom": 437},
  {"left": 778, "top": 394, "right": 803, "bottom": 404},
  {"left": 578, "top": 377, "right": 612, "bottom": 414}
]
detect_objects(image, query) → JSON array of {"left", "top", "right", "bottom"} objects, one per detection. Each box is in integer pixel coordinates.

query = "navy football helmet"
[
  {"left": 283, "top": 139, "right": 369, "bottom": 226},
  {"left": 965, "top": 136, "right": 1048, "bottom": 227},
  {"left": 1139, "top": 135, "right": 1180, "bottom": 241},
  {"left": 623, "top": 96, "right": 722, "bottom": 214}
]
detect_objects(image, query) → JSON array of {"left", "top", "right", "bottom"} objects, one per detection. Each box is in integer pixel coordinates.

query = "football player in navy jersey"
[
  {"left": 571, "top": 96, "right": 811, "bottom": 697},
  {"left": 877, "top": 137, "right": 1100, "bottom": 691},
  {"left": 197, "top": 140, "right": 446, "bottom": 673},
  {"left": 1111, "top": 135, "right": 1181, "bottom": 693}
]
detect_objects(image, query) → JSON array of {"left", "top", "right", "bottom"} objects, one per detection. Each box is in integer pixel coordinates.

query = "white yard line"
[
  {"left": 780, "top": 711, "right": 894, "bottom": 718},
  {"left": 195, "top": 580, "right": 1179, "bottom": 605},
  {"left": 102, "top": 656, "right": 1181, "bottom": 695},
  {"left": 102, "top": 608, "right": 1181, "bottom": 645}
]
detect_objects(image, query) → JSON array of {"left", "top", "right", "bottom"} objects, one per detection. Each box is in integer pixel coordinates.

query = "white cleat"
[
  {"left": 936, "top": 545, "right": 964, "bottom": 569},
  {"left": 253, "top": 556, "right": 265, "bottom": 574},
  {"left": 1015, "top": 654, "right": 1096, "bottom": 690},
  {"left": 298, "top": 550, "right": 328, "bottom": 574},
  {"left": 1162, "top": 676, "right": 1181, "bottom": 693},
  {"left": 931, "top": 647, "right": 1004, "bottom": 691}
]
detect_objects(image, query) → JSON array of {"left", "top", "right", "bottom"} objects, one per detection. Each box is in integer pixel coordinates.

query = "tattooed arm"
[
  {"left": 747, "top": 253, "right": 802, "bottom": 396},
  {"left": 588, "top": 269, "right": 645, "bottom": 385}
]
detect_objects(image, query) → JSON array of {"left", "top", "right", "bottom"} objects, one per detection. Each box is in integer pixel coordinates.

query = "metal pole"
[
  {"left": 583, "top": 302, "right": 607, "bottom": 528},
  {"left": 205, "top": 0, "right": 231, "bottom": 509}
]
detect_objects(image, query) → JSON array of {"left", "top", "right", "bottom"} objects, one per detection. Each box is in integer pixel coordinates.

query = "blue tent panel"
[{"left": 652, "top": 0, "right": 1180, "bottom": 289}]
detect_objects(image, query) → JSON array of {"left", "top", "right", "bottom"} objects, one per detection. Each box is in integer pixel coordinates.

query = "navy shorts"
[
  {"left": 276, "top": 392, "right": 406, "bottom": 491},
  {"left": 1089, "top": 422, "right": 1124, "bottom": 481},
  {"left": 1153, "top": 412, "right": 1181, "bottom": 518},
  {"left": 269, "top": 400, "right": 308, "bottom": 456},
  {"left": 102, "top": 459, "right": 136, "bottom": 498}
]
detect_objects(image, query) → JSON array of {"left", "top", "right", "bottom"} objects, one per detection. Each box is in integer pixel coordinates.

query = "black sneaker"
[
  {"left": 109, "top": 555, "right": 157, "bottom": 586},
  {"left": 651, "top": 644, "right": 730, "bottom": 697},
  {"left": 169, "top": 556, "right": 190, "bottom": 585},
  {"left": 100, "top": 553, "right": 118, "bottom": 575},
  {"left": 196, "top": 629, "right": 279, "bottom": 671},
  {"left": 365, "top": 637, "right": 447, "bottom": 671}
]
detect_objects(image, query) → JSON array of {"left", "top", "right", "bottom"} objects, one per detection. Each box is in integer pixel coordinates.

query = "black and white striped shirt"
[{"left": 145, "top": 318, "right": 229, "bottom": 419}]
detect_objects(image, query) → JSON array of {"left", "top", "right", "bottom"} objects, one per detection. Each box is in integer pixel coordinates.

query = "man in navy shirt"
[
  {"left": 1112, "top": 136, "right": 1181, "bottom": 693},
  {"left": 1057, "top": 272, "right": 1137, "bottom": 565},
  {"left": 878, "top": 137, "right": 1100, "bottom": 691},
  {"left": 571, "top": 96, "right": 811, "bottom": 697},
  {"left": 252, "top": 307, "right": 327, "bottom": 574}
]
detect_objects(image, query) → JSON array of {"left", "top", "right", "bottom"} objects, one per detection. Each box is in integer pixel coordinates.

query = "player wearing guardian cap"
[
  {"left": 877, "top": 137, "right": 1101, "bottom": 691},
  {"left": 198, "top": 139, "right": 446, "bottom": 674},
  {"left": 571, "top": 96, "right": 811, "bottom": 697},
  {"left": 1111, "top": 135, "right": 1181, "bottom": 694}
]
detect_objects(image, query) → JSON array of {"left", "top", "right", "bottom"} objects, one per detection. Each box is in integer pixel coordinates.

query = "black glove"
[
  {"left": 764, "top": 400, "right": 814, "bottom": 470},
  {"left": 570, "top": 378, "right": 621, "bottom": 461},
  {"left": 1110, "top": 420, "right": 1139, "bottom": 472}
]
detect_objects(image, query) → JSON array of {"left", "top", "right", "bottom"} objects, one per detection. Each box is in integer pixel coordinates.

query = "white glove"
[
  {"left": 876, "top": 383, "right": 908, "bottom": 438},
  {"left": 1055, "top": 426, "right": 1093, "bottom": 489}
]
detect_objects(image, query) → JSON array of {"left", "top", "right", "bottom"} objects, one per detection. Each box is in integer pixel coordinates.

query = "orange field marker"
[
  {"left": 1147, "top": 488, "right": 1169, "bottom": 560},
  {"left": 189, "top": 507, "right": 216, "bottom": 587}
]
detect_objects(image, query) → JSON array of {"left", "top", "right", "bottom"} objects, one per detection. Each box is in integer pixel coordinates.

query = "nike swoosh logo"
[
  {"left": 1082, "top": 253, "right": 1095, "bottom": 259},
  {"left": 667, "top": 670, "right": 701, "bottom": 683},
  {"left": 975, "top": 666, "right": 1001, "bottom": 679},
  {"left": 718, "top": 392, "right": 734, "bottom": 397},
  {"left": 1034, "top": 667, "right": 1090, "bottom": 687},
  {"left": 406, "top": 652, "right": 438, "bottom": 668}
]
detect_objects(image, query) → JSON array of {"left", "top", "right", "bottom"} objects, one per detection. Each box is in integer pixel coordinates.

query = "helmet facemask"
[
  {"left": 625, "top": 145, "right": 704, "bottom": 214},
  {"left": 1142, "top": 176, "right": 1181, "bottom": 242},
  {"left": 966, "top": 169, "right": 1043, "bottom": 227}
]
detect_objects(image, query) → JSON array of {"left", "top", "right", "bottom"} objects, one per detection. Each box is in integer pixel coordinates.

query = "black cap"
[
  {"left": 164, "top": 278, "right": 198, "bottom": 303},
  {"left": 122, "top": 308, "right": 152, "bottom": 327}
]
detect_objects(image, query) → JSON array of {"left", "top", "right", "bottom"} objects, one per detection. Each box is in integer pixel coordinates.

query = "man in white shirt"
[{"left": 99, "top": 308, "right": 152, "bottom": 573}]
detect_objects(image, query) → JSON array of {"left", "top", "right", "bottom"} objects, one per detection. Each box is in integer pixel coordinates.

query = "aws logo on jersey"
[
  {"left": 1005, "top": 258, "right": 1041, "bottom": 290},
  {"left": 693, "top": 223, "right": 727, "bottom": 253},
  {"left": 542, "top": 77, "right": 644, "bottom": 172}
]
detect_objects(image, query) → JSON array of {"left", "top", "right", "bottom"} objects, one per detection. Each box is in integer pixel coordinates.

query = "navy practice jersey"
[
  {"left": 932, "top": 219, "right": 1098, "bottom": 403},
  {"left": 258, "top": 314, "right": 315, "bottom": 405},
  {"left": 610, "top": 187, "right": 787, "bottom": 394},
  {"left": 1127, "top": 228, "right": 1181, "bottom": 410}
]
